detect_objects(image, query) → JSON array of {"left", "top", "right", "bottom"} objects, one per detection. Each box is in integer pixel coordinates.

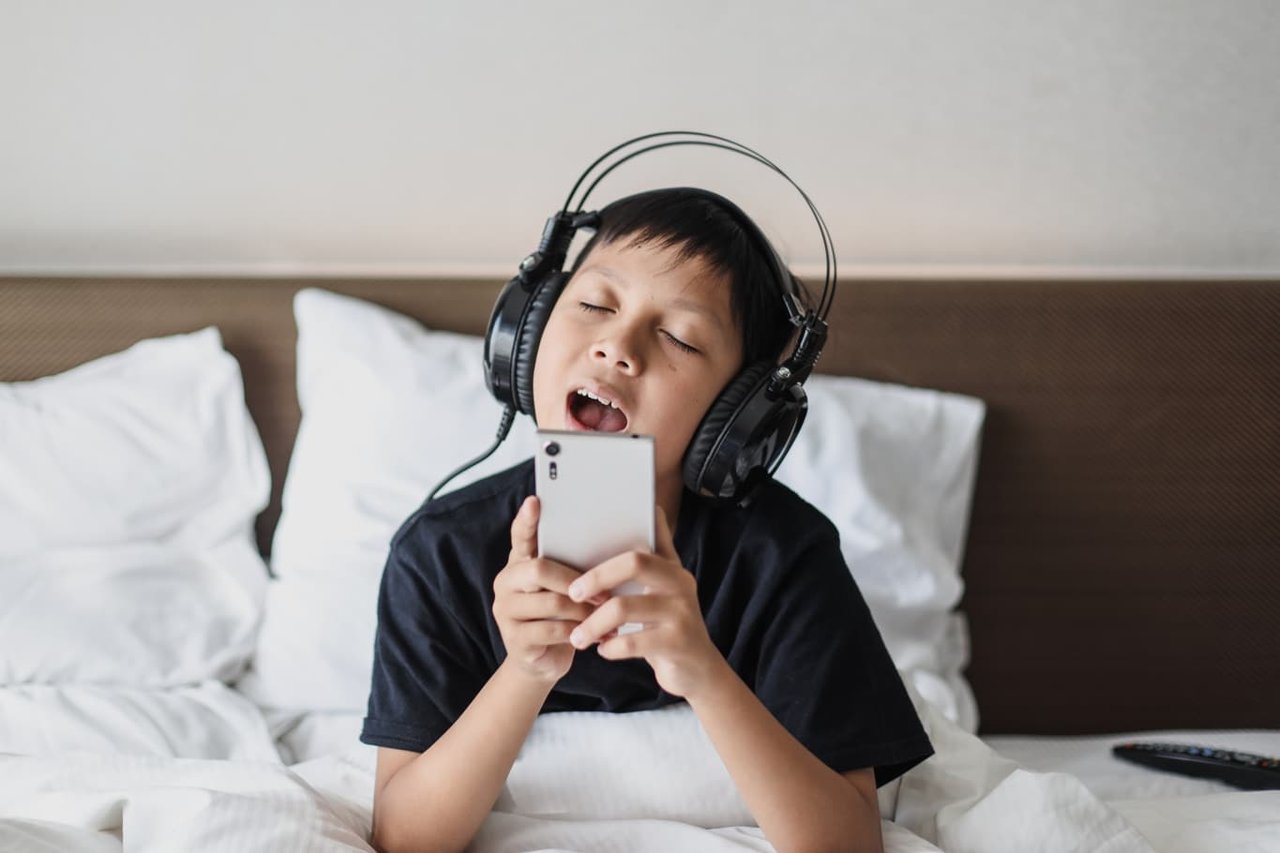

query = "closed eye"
[
  {"left": 578, "top": 302, "right": 698, "bottom": 354},
  {"left": 662, "top": 331, "right": 699, "bottom": 355}
]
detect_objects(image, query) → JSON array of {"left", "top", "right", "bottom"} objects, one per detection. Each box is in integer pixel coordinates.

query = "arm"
[
  {"left": 567, "top": 507, "right": 883, "bottom": 852},
  {"left": 685, "top": 657, "right": 883, "bottom": 853},
  {"left": 371, "top": 658, "right": 553, "bottom": 853},
  {"left": 371, "top": 496, "right": 596, "bottom": 853}
]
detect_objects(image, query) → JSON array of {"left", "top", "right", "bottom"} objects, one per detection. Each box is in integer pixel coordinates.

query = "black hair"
[{"left": 566, "top": 187, "right": 811, "bottom": 369}]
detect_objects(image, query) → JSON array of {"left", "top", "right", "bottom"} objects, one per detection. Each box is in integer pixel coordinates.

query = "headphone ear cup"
[
  {"left": 683, "top": 361, "right": 773, "bottom": 496},
  {"left": 684, "top": 362, "right": 809, "bottom": 502},
  {"left": 512, "top": 271, "right": 569, "bottom": 418}
]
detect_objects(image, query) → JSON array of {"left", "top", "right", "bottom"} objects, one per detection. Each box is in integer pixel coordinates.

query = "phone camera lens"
[{"left": 544, "top": 441, "right": 560, "bottom": 457}]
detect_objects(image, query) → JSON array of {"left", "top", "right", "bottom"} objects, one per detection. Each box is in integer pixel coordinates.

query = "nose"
[{"left": 591, "top": 323, "right": 643, "bottom": 374}]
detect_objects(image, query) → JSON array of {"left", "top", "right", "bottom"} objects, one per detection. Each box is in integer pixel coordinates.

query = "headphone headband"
[
  {"left": 512, "top": 131, "right": 836, "bottom": 390},
  {"left": 468, "top": 131, "right": 838, "bottom": 506},
  {"left": 564, "top": 131, "right": 837, "bottom": 324}
]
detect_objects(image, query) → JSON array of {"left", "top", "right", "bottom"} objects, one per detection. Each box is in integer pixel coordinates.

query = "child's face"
[{"left": 532, "top": 237, "right": 745, "bottom": 491}]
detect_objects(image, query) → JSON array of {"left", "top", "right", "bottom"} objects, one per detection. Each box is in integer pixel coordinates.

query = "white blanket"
[
  {"left": 0, "top": 683, "right": 279, "bottom": 762},
  {"left": 0, "top": 752, "right": 371, "bottom": 853},
  {"left": 2, "top": 692, "right": 1277, "bottom": 852}
]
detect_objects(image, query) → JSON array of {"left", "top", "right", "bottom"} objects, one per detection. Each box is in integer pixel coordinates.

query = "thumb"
[{"left": 509, "top": 495, "right": 539, "bottom": 560}]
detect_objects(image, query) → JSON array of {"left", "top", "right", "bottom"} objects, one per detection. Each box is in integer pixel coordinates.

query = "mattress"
[{"left": 984, "top": 729, "right": 1280, "bottom": 801}]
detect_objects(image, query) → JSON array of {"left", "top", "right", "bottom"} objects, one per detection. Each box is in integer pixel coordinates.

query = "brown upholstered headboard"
[{"left": 3, "top": 276, "right": 1277, "bottom": 736}]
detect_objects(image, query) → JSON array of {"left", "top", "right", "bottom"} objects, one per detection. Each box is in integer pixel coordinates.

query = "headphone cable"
[{"left": 424, "top": 405, "right": 517, "bottom": 503}]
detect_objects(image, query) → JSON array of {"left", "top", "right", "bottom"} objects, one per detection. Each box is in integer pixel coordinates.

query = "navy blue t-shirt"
[{"left": 360, "top": 459, "right": 933, "bottom": 787}]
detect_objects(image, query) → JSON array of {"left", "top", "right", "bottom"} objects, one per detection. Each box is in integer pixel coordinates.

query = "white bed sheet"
[
  {"left": 4, "top": 692, "right": 1278, "bottom": 852},
  {"left": 0, "top": 683, "right": 280, "bottom": 762},
  {"left": 984, "top": 729, "right": 1280, "bottom": 801},
  {"left": 277, "top": 711, "right": 1280, "bottom": 807},
  {"left": 265, "top": 708, "right": 365, "bottom": 766},
  {"left": 260, "top": 705, "right": 1280, "bottom": 853}
]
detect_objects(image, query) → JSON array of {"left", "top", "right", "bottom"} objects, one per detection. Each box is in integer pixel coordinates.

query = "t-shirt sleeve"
[
  {"left": 751, "top": 518, "right": 934, "bottom": 787},
  {"left": 359, "top": 517, "right": 495, "bottom": 753}
]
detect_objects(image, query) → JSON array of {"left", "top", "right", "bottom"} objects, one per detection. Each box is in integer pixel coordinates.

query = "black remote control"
[{"left": 1112, "top": 741, "right": 1280, "bottom": 790}]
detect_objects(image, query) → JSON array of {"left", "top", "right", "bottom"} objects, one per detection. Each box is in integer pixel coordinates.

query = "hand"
[
  {"left": 492, "top": 496, "right": 601, "bottom": 685},
  {"left": 565, "top": 506, "right": 724, "bottom": 699}
]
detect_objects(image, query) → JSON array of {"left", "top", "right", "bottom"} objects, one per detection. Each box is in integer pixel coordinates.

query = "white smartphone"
[{"left": 535, "top": 429, "right": 654, "bottom": 636}]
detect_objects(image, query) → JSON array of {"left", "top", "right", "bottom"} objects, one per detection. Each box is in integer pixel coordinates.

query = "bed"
[{"left": 1, "top": 274, "right": 1277, "bottom": 852}]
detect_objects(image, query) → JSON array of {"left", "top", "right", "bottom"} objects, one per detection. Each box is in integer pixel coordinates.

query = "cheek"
[
  {"left": 654, "top": 377, "right": 724, "bottom": 462},
  {"left": 678, "top": 382, "right": 719, "bottom": 426},
  {"left": 530, "top": 316, "right": 569, "bottom": 422},
  {"left": 532, "top": 368, "right": 562, "bottom": 426}
]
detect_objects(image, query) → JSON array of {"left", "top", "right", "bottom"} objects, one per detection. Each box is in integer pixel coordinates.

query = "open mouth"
[{"left": 566, "top": 388, "right": 630, "bottom": 432}]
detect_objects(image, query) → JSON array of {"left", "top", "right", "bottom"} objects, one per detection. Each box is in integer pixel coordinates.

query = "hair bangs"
[{"left": 568, "top": 187, "right": 803, "bottom": 368}]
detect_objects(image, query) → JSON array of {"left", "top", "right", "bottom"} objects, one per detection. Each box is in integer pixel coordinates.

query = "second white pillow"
[{"left": 238, "top": 289, "right": 537, "bottom": 711}]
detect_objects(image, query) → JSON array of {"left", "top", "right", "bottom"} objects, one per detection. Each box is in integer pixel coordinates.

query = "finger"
[
  {"left": 654, "top": 505, "right": 679, "bottom": 561},
  {"left": 596, "top": 626, "right": 660, "bottom": 661},
  {"left": 508, "top": 495, "right": 539, "bottom": 561},
  {"left": 501, "top": 591, "right": 594, "bottom": 623},
  {"left": 511, "top": 619, "right": 579, "bottom": 649},
  {"left": 569, "top": 594, "right": 670, "bottom": 649},
  {"left": 567, "top": 551, "right": 669, "bottom": 603},
  {"left": 513, "top": 557, "right": 583, "bottom": 596},
  {"left": 497, "top": 555, "right": 579, "bottom": 596}
]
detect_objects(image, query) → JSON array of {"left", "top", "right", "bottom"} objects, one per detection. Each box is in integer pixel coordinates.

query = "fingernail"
[
  {"left": 570, "top": 628, "right": 584, "bottom": 647},
  {"left": 568, "top": 580, "right": 584, "bottom": 601}
]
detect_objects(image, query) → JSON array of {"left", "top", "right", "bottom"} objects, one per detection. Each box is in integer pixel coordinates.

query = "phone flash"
[{"left": 549, "top": 461, "right": 558, "bottom": 480}]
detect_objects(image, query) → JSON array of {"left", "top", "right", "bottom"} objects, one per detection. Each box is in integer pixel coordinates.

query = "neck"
[{"left": 656, "top": 473, "right": 683, "bottom": 538}]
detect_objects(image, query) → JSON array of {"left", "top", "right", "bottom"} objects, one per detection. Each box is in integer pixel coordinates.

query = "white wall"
[{"left": 2, "top": 0, "right": 1277, "bottom": 278}]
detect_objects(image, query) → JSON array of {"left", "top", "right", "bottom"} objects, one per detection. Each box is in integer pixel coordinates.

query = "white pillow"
[
  {"left": 0, "top": 328, "right": 271, "bottom": 686},
  {"left": 775, "top": 375, "right": 984, "bottom": 731},
  {"left": 242, "top": 288, "right": 985, "bottom": 733},
  {"left": 238, "top": 290, "right": 538, "bottom": 711}
]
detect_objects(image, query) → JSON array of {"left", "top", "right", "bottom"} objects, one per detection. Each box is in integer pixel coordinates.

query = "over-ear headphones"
[{"left": 477, "top": 131, "right": 836, "bottom": 506}]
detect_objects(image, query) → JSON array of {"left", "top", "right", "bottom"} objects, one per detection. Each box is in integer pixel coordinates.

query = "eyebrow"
[{"left": 578, "top": 264, "right": 730, "bottom": 333}]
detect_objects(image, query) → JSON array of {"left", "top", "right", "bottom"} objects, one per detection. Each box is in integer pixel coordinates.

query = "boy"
[{"left": 360, "top": 188, "right": 934, "bottom": 852}]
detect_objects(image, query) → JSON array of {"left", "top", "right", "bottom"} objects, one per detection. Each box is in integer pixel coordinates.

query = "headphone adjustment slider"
[
  {"left": 765, "top": 366, "right": 793, "bottom": 399},
  {"left": 516, "top": 251, "right": 546, "bottom": 288}
]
